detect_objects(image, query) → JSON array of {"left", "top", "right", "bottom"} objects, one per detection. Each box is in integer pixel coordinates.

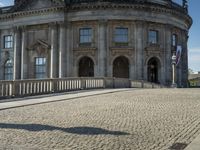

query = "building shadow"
[{"left": 0, "top": 123, "right": 129, "bottom": 135}]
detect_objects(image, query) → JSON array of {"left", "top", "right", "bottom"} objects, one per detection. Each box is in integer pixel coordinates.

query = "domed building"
[{"left": 0, "top": 0, "right": 192, "bottom": 87}]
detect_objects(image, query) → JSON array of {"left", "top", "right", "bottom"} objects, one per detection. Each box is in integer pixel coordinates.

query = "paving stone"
[{"left": 0, "top": 89, "right": 200, "bottom": 150}]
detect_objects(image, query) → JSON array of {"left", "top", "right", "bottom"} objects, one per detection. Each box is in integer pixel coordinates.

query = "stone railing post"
[
  {"left": 11, "top": 80, "right": 16, "bottom": 97},
  {"left": 81, "top": 78, "right": 86, "bottom": 90},
  {"left": 50, "top": 78, "right": 55, "bottom": 93},
  {"left": 141, "top": 80, "right": 144, "bottom": 88}
]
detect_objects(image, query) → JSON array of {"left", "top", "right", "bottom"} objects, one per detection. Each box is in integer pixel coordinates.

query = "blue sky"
[{"left": 0, "top": 0, "right": 199, "bottom": 72}]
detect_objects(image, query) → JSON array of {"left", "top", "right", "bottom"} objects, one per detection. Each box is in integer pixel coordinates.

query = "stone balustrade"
[{"left": 0, "top": 78, "right": 164, "bottom": 99}]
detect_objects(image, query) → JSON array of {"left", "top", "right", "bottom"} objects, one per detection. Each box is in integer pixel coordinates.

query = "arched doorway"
[
  {"left": 147, "top": 57, "right": 160, "bottom": 83},
  {"left": 113, "top": 56, "right": 129, "bottom": 78},
  {"left": 79, "top": 57, "right": 94, "bottom": 77}
]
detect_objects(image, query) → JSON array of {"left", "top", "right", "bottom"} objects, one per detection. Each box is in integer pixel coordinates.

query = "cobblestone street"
[{"left": 0, "top": 89, "right": 200, "bottom": 150}]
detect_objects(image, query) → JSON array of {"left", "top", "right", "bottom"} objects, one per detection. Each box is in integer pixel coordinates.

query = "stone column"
[
  {"left": 58, "top": 22, "right": 66, "bottom": 78},
  {"left": 13, "top": 27, "right": 21, "bottom": 80},
  {"left": 21, "top": 26, "right": 27, "bottom": 79},
  {"left": 49, "top": 23, "right": 58, "bottom": 78},
  {"left": 135, "top": 21, "right": 144, "bottom": 80},
  {"left": 98, "top": 20, "right": 107, "bottom": 77}
]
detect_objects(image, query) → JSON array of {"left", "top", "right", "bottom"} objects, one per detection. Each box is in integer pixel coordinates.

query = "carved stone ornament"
[
  {"left": 27, "top": 39, "right": 50, "bottom": 55},
  {"left": 73, "top": 47, "right": 97, "bottom": 57},
  {"left": 145, "top": 44, "right": 162, "bottom": 57},
  {"left": 110, "top": 47, "right": 134, "bottom": 56}
]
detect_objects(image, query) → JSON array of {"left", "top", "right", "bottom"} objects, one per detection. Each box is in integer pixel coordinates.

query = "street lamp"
[{"left": 171, "top": 52, "right": 177, "bottom": 88}]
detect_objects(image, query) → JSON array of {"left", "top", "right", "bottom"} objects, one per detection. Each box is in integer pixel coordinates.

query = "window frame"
[
  {"left": 79, "top": 28, "right": 92, "bottom": 45},
  {"left": 148, "top": 30, "right": 158, "bottom": 44},
  {"left": 4, "top": 35, "right": 13, "bottom": 49},
  {"left": 172, "top": 34, "right": 178, "bottom": 47},
  {"left": 114, "top": 27, "right": 129, "bottom": 45},
  {"left": 35, "top": 57, "right": 46, "bottom": 79},
  {"left": 4, "top": 59, "right": 13, "bottom": 80}
]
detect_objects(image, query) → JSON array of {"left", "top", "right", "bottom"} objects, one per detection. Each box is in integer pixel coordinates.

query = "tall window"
[
  {"left": 79, "top": 28, "right": 92, "bottom": 44},
  {"left": 172, "top": 34, "right": 177, "bottom": 47},
  {"left": 35, "top": 57, "right": 46, "bottom": 79},
  {"left": 148, "top": 30, "right": 158, "bottom": 44},
  {"left": 114, "top": 27, "right": 128, "bottom": 44},
  {"left": 4, "top": 35, "right": 13, "bottom": 49},
  {"left": 4, "top": 59, "right": 13, "bottom": 80}
]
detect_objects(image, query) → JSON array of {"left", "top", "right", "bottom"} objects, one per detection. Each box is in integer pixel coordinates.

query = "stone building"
[
  {"left": 189, "top": 73, "right": 200, "bottom": 87},
  {"left": 0, "top": 0, "right": 192, "bottom": 87}
]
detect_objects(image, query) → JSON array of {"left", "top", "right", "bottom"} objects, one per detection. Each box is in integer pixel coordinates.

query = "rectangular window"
[
  {"left": 4, "top": 35, "right": 13, "bottom": 49},
  {"left": 4, "top": 59, "right": 13, "bottom": 80},
  {"left": 148, "top": 30, "right": 158, "bottom": 44},
  {"left": 114, "top": 27, "right": 128, "bottom": 44},
  {"left": 172, "top": 34, "right": 177, "bottom": 47},
  {"left": 35, "top": 57, "right": 46, "bottom": 79},
  {"left": 79, "top": 28, "right": 92, "bottom": 45}
]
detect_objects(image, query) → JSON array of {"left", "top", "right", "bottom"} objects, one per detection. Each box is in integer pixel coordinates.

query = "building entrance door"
[
  {"left": 79, "top": 57, "right": 94, "bottom": 77},
  {"left": 148, "top": 58, "right": 159, "bottom": 83},
  {"left": 113, "top": 56, "right": 129, "bottom": 78}
]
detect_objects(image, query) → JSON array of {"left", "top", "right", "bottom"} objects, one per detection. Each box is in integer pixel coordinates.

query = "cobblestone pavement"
[{"left": 0, "top": 89, "right": 200, "bottom": 150}]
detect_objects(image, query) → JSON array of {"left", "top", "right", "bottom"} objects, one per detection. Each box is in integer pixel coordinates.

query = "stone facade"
[{"left": 0, "top": 0, "right": 192, "bottom": 87}]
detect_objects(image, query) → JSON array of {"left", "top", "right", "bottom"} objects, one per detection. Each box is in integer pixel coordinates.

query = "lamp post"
[{"left": 171, "top": 53, "right": 177, "bottom": 88}]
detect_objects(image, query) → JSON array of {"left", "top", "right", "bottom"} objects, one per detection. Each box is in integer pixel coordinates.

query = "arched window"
[{"left": 4, "top": 59, "right": 13, "bottom": 80}]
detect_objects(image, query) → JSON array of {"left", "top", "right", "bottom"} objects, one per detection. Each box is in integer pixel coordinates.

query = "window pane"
[
  {"left": 80, "top": 28, "right": 92, "bottom": 44},
  {"left": 35, "top": 57, "right": 46, "bottom": 79},
  {"left": 149, "top": 30, "right": 158, "bottom": 44},
  {"left": 172, "top": 34, "right": 177, "bottom": 46},
  {"left": 4, "top": 59, "right": 13, "bottom": 80},
  {"left": 114, "top": 28, "right": 128, "bottom": 43},
  {"left": 4, "top": 35, "right": 13, "bottom": 48}
]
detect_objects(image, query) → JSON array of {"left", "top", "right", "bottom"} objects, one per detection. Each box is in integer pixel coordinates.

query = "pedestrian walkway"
[{"left": 0, "top": 89, "right": 129, "bottom": 110}]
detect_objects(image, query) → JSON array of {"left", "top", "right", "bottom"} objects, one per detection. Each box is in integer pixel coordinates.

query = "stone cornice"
[
  {"left": 0, "top": 6, "right": 64, "bottom": 20},
  {"left": 0, "top": 2, "right": 192, "bottom": 28},
  {"left": 67, "top": 2, "right": 192, "bottom": 27}
]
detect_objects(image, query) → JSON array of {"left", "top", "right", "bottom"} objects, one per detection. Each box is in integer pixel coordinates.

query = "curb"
[{"left": 185, "top": 134, "right": 200, "bottom": 150}]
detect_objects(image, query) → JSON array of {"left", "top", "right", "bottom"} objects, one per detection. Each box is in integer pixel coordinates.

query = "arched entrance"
[
  {"left": 113, "top": 56, "right": 129, "bottom": 78},
  {"left": 79, "top": 57, "right": 94, "bottom": 77},
  {"left": 147, "top": 57, "right": 160, "bottom": 83}
]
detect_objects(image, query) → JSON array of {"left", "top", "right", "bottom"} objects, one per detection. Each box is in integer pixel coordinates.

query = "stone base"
[{"left": 171, "top": 83, "right": 177, "bottom": 88}]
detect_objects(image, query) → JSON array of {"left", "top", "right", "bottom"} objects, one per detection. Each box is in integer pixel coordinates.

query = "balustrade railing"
[{"left": 0, "top": 77, "right": 164, "bottom": 99}]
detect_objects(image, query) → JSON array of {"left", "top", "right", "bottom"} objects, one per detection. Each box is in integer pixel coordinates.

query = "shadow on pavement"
[{"left": 0, "top": 123, "right": 129, "bottom": 135}]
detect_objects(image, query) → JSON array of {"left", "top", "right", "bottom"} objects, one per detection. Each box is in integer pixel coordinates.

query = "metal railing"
[{"left": 0, "top": 77, "right": 164, "bottom": 99}]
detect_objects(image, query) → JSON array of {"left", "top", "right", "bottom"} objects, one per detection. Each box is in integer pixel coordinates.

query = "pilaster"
[
  {"left": 49, "top": 22, "right": 58, "bottom": 78},
  {"left": 66, "top": 21, "right": 72, "bottom": 77},
  {"left": 21, "top": 26, "right": 27, "bottom": 79},
  {"left": 135, "top": 21, "right": 145, "bottom": 80},
  {"left": 164, "top": 24, "right": 172, "bottom": 86},
  {"left": 58, "top": 22, "right": 66, "bottom": 78},
  {"left": 98, "top": 19, "right": 107, "bottom": 77},
  {"left": 13, "top": 27, "right": 21, "bottom": 80}
]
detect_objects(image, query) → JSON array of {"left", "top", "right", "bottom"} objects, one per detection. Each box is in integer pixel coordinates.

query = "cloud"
[
  {"left": 188, "top": 47, "right": 200, "bottom": 71},
  {"left": 0, "top": 2, "right": 5, "bottom": 7}
]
